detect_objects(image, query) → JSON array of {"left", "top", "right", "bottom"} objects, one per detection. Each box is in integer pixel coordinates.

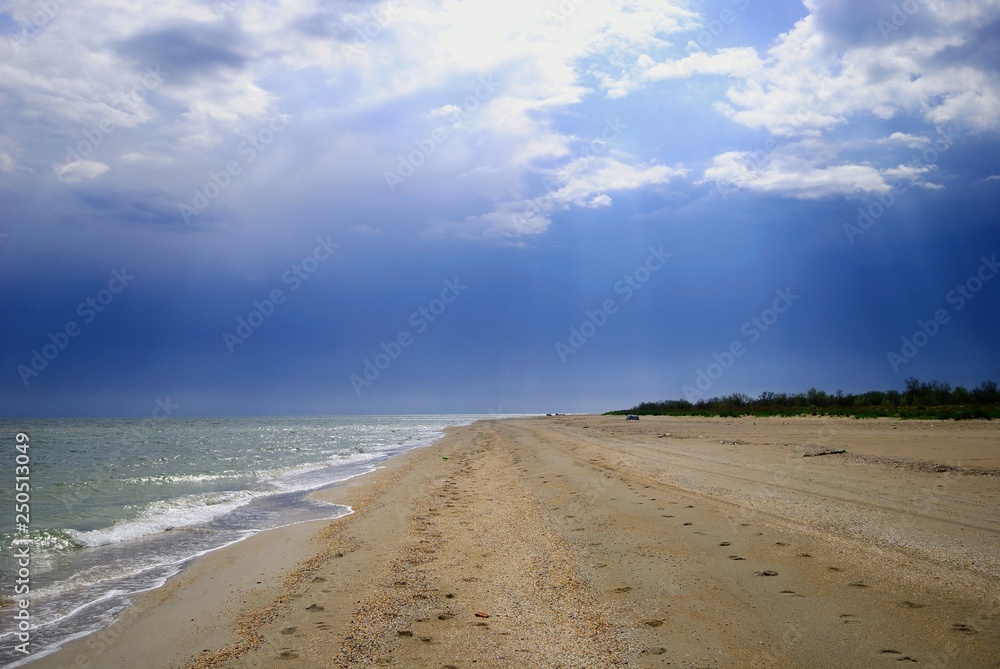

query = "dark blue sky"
[{"left": 2, "top": 0, "right": 998, "bottom": 417}]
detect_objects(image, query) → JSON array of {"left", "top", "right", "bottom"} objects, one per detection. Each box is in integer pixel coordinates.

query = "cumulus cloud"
[
  {"left": 1, "top": 0, "right": 706, "bottom": 237},
  {"left": 715, "top": 3, "right": 1000, "bottom": 136},
  {"left": 55, "top": 160, "right": 111, "bottom": 183},
  {"left": 463, "top": 155, "right": 686, "bottom": 238},
  {"left": 702, "top": 147, "right": 896, "bottom": 199},
  {"left": 613, "top": 2, "right": 1000, "bottom": 138},
  {"left": 548, "top": 156, "right": 685, "bottom": 208},
  {"left": 878, "top": 132, "right": 931, "bottom": 148},
  {"left": 1, "top": 0, "right": 996, "bottom": 238}
]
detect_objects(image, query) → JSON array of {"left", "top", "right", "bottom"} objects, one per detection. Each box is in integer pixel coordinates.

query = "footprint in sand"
[
  {"left": 438, "top": 613, "right": 455, "bottom": 620},
  {"left": 719, "top": 541, "right": 731, "bottom": 546},
  {"left": 315, "top": 622, "right": 331, "bottom": 631},
  {"left": 279, "top": 650, "right": 299, "bottom": 659},
  {"left": 880, "top": 650, "right": 918, "bottom": 662},
  {"left": 641, "top": 647, "right": 667, "bottom": 656},
  {"left": 280, "top": 627, "right": 296, "bottom": 635},
  {"left": 848, "top": 581, "right": 869, "bottom": 588},
  {"left": 840, "top": 614, "right": 861, "bottom": 624},
  {"left": 613, "top": 586, "right": 632, "bottom": 593},
  {"left": 398, "top": 630, "right": 414, "bottom": 637},
  {"left": 643, "top": 619, "right": 665, "bottom": 628},
  {"left": 683, "top": 522, "right": 693, "bottom": 526},
  {"left": 728, "top": 555, "right": 745, "bottom": 561},
  {"left": 798, "top": 553, "right": 812, "bottom": 558},
  {"left": 897, "top": 601, "right": 927, "bottom": 609},
  {"left": 755, "top": 570, "right": 779, "bottom": 576},
  {"left": 951, "top": 623, "right": 977, "bottom": 635},
  {"left": 827, "top": 566, "right": 843, "bottom": 572},
  {"left": 306, "top": 604, "right": 324, "bottom": 612}
]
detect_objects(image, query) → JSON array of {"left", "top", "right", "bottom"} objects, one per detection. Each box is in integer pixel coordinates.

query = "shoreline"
[
  {"left": 22, "top": 416, "right": 1000, "bottom": 668},
  {"left": 18, "top": 428, "right": 452, "bottom": 669}
]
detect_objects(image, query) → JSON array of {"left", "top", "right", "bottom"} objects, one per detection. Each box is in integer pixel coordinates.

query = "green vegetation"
[{"left": 608, "top": 378, "right": 1000, "bottom": 420}]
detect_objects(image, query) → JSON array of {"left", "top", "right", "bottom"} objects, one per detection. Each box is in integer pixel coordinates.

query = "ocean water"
[{"left": 0, "top": 415, "right": 504, "bottom": 667}]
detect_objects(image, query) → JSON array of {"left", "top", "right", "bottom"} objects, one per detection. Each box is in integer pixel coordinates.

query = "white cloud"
[
  {"left": 703, "top": 150, "right": 891, "bottom": 199},
  {"left": 6, "top": 0, "right": 993, "bottom": 234},
  {"left": 718, "top": 7, "right": 1000, "bottom": 136},
  {"left": 645, "top": 48, "right": 763, "bottom": 81},
  {"left": 55, "top": 160, "right": 110, "bottom": 183},
  {"left": 878, "top": 132, "right": 931, "bottom": 148},
  {"left": 587, "top": 194, "right": 613, "bottom": 208},
  {"left": 463, "top": 155, "right": 686, "bottom": 238},
  {"left": 2, "top": 0, "right": 703, "bottom": 236},
  {"left": 605, "top": 2, "right": 1000, "bottom": 139},
  {"left": 549, "top": 156, "right": 686, "bottom": 208},
  {"left": 431, "top": 104, "right": 462, "bottom": 118}
]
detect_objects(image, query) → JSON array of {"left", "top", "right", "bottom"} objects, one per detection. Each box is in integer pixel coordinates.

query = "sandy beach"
[{"left": 26, "top": 416, "right": 1000, "bottom": 668}]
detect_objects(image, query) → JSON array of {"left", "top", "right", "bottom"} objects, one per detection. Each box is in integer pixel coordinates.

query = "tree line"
[{"left": 610, "top": 378, "right": 1000, "bottom": 420}]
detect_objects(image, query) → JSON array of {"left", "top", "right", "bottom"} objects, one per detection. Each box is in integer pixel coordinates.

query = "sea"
[{"left": 0, "top": 415, "right": 511, "bottom": 667}]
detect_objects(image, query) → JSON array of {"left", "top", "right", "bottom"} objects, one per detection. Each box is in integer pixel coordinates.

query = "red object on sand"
[{"left": 475, "top": 612, "right": 490, "bottom": 618}]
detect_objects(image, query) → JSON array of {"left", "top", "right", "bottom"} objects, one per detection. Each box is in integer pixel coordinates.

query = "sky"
[{"left": 1, "top": 0, "right": 999, "bottom": 417}]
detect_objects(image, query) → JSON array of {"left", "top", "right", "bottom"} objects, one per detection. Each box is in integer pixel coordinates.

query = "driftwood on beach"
[{"left": 802, "top": 448, "right": 847, "bottom": 457}]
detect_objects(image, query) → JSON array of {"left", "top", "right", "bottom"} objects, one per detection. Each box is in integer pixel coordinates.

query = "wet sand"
[{"left": 26, "top": 416, "right": 1000, "bottom": 668}]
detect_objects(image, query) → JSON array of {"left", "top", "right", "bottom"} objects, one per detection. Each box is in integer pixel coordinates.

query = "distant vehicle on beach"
[{"left": 626, "top": 414, "right": 639, "bottom": 421}]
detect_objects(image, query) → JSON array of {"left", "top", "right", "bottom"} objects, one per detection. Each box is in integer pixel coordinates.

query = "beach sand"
[{"left": 27, "top": 416, "right": 1000, "bottom": 668}]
